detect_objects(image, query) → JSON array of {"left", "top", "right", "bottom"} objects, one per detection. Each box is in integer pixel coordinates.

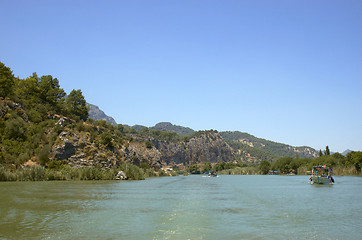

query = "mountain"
[
  {"left": 220, "top": 131, "right": 318, "bottom": 163},
  {"left": 342, "top": 149, "right": 353, "bottom": 156},
  {"left": 141, "top": 122, "right": 319, "bottom": 164},
  {"left": 87, "top": 103, "right": 117, "bottom": 125},
  {"left": 150, "top": 122, "right": 195, "bottom": 136},
  {"left": 131, "top": 125, "right": 147, "bottom": 131}
]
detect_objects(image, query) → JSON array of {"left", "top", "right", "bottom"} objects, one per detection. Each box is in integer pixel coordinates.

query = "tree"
[
  {"left": 99, "top": 132, "right": 113, "bottom": 148},
  {"left": 66, "top": 89, "right": 88, "bottom": 121},
  {"left": 0, "top": 62, "right": 15, "bottom": 98},
  {"left": 319, "top": 149, "right": 323, "bottom": 157},
  {"left": 188, "top": 164, "right": 199, "bottom": 173},
  {"left": 38, "top": 75, "right": 66, "bottom": 108},
  {"left": 272, "top": 157, "right": 293, "bottom": 174},
  {"left": 213, "top": 162, "right": 226, "bottom": 171},
  {"left": 14, "top": 73, "right": 66, "bottom": 112},
  {"left": 346, "top": 151, "right": 362, "bottom": 172},
  {"left": 324, "top": 146, "right": 330, "bottom": 156},
  {"left": 259, "top": 160, "right": 271, "bottom": 174},
  {"left": 4, "top": 117, "right": 27, "bottom": 140},
  {"left": 15, "top": 73, "right": 40, "bottom": 107},
  {"left": 202, "top": 162, "right": 212, "bottom": 172}
]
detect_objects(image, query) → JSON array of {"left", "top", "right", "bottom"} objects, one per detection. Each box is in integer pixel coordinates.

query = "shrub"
[
  {"left": 119, "top": 162, "right": 145, "bottom": 180},
  {"left": 16, "top": 166, "right": 46, "bottom": 181}
]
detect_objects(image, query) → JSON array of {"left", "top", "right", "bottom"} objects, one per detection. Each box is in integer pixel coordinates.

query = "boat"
[
  {"left": 208, "top": 171, "right": 217, "bottom": 177},
  {"left": 309, "top": 165, "right": 334, "bottom": 184}
]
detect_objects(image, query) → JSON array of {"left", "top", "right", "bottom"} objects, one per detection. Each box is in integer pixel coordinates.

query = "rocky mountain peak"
[{"left": 87, "top": 103, "right": 117, "bottom": 125}]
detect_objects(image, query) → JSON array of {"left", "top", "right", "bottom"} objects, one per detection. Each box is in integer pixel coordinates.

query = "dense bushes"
[
  {"left": 0, "top": 164, "right": 150, "bottom": 181},
  {"left": 262, "top": 151, "right": 362, "bottom": 175}
]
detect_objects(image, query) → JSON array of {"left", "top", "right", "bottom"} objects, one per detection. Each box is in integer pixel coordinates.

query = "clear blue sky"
[{"left": 1, "top": 0, "right": 361, "bottom": 153}]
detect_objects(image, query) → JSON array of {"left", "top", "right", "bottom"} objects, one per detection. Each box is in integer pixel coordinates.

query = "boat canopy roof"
[{"left": 312, "top": 165, "right": 332, "bottom": 170}]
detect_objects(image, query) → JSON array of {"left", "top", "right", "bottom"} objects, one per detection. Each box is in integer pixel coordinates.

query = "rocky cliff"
[
  {"left": 152, "top": 130, "right": 233, "bottom": 166},
  {"left": 50, "top": 128, "right": 232, "bottom": 170}
]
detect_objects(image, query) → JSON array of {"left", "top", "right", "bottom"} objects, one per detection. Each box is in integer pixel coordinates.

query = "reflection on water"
[{"left": 1, "top": 176, "right": 362, "bottom": 240}]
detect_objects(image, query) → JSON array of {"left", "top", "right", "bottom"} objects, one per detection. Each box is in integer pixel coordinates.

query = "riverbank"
[
  {"left": 217, "top": 166, "right": 361, "bottom": 176},
  {"left": 0, "top": 164, "right": 177, "bottom": 182}
]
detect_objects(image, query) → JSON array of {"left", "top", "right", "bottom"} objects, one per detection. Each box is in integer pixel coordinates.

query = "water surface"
[{"left": 1, "top": 175, "right": 361, "bottom": 239}]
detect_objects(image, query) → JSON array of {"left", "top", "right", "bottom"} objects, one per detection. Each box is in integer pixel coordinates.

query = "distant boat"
[
  {"left": 208, "top": 171, "right": 217, "bottom": 177},
  {"left": 309, "top": 165, "right": 334, "bottom": 184},
  {"left": 268, "top": 170, "right": 278, "bottom": 175}
]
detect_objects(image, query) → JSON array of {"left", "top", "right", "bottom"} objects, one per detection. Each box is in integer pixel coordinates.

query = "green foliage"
[
  {"left": 202, "top": 162, "right": 212, "bottom": 172},
  {"left": 266, "top": 152, "right": 357, "bottom": 175},
  {"left": 66, "top": 89, "right": 88, "bottom": 121},
  {"left": 0, "top": 62, "right": 15, "bottom": 98},
  {"left": 150, "top": 122, "right": 195, "bottom": 136},
  {"left": 4, "top": 117, "right": 27, "bottom": 140},
  {"left": 98, "top": 132, "right": 113, "bottom": 148},
  {"left": 188, "top": 164, "right": 199, "bottom": 173},
  {"left": 319, "top": 149, "right": 323, "bottom": 157},
  {"left": 47, "top": 159, "right": 68, "bottom": 170},
  {"left": 221, "top": 131, "right": 317, "bottom": 163},
  {"left": 324, "top": 146, "right": 330, "bottom": 155},
  {"left": 346, "top": 151, "right": 362, "bottom": 172},
  {"left": 272, "top": 157, "right": 293, "bottom": 174},
  {"left": 218, "top": 166, "right": 259, "bottom": 175},
  {"left": 38, "top": 144, "right": 51, "bottom": 166},
  {"left": 150, "top": 129, "right": 180, "bottom": 142},
  {"left": 119, "top": 162, "right": 145, "bottom": 180},
  {"left": 259, "top": 160, "right": 271, "bottom": 174},
  {"left": 38, "top": 75, "right": 66, "bottom": 110},
  {"left": 213, "top": 162, "right": 225, "bottom": 171},
  {"left": 0, "top": 61, "right": 360, "bottom": 181}
]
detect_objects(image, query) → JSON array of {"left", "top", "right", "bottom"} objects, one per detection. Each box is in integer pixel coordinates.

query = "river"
[{"left": 0, "top": 175, "right": 361, "bottom": 240}]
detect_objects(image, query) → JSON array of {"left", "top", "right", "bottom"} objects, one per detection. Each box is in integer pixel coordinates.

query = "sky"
[{"left": 1, "top": 0, "right": 361, "bottom": 153}]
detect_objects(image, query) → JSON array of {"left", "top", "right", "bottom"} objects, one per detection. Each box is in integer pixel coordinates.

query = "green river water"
[{"left": 1, "top": 175, "right": 361, "bottom": 240}]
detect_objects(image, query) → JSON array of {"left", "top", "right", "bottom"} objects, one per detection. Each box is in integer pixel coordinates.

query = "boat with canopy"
[{"left": 309, "top": 165, "right": 334, "bottom": 184}]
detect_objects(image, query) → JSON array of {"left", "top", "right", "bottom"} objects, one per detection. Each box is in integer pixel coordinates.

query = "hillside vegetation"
[
  {"left": 1, "top": 61, "right": 361, "bottom": 180},
  {"left": 220, "top": 131, "right": 318, "bottom": 163}
]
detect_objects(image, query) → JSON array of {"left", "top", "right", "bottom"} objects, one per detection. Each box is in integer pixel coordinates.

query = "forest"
[{"left": 0, "top": 61, "right": 176, "bottom": 181}]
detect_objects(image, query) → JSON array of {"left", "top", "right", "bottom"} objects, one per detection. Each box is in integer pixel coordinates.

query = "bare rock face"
[
  {"left": 53, "top": 139, "right": 76, "bottom": 160},
  {"left": 50, "top": 129, "right": 232, "bottom": 170},
  {"left": 87, "top": 103, "right": 117, "bottom": 125},
  {"left": 152, "top": 131, "right": 233, "bottom": 166},
  {"left": 119, "top": 140, "right": 163, "bottom": 169},
  {"left": 116, "top": 171, "right": 127, "bottom": 180}
]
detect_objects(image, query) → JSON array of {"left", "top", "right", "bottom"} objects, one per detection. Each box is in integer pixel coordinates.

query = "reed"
[
  {"left": 0, "top": 166, "right": 16, "bottom": 181},
  {"left": 16, "top": 166, "right": 46, "bottom": 181},
  {"left": 333, "top": 165, "right": 358, "bottom": 176},
  {"left": 219, "top": 166, "right": 259, "bottom": 175},
  {"left": 119, "top": 162, "right": 145, "bottom": 180}
]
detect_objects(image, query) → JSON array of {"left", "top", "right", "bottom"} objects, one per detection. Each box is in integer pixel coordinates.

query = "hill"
[
  {"left": 150, "top": 122, "right": 195, "bottom": 136},
  {"left": 220, "top": 131, "right": 318, "bottom": 163},
  {"left": 1, "top": 61, "right": 357, "bottom": 179}
]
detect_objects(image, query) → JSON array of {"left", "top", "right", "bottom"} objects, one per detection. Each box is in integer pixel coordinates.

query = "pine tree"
[{"left": 66, "top": 89, "right": 89, "bottom": 121}]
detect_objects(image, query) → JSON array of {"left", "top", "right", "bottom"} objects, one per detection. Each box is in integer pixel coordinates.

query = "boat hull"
[{"left": 310, "top": 176, "right": 332, "bottom": 184}]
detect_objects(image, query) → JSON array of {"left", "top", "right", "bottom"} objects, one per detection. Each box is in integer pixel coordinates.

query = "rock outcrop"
[
  {"left": 152, "top": 131, "right": 233, "bottom": 166},
  {"left": 50, "top": 129, "right": 232, "bottom": 170},
  {"left": 87, "top": 103, "right": 117, "bottom": 125}
]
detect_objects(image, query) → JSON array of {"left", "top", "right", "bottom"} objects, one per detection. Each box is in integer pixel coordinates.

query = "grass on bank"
[
  {"left": 217, "top": 166, "right": 360, "bottom": 176},
  {"left": 0, "top": 163, "right": 174, "bottom": 181}
]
